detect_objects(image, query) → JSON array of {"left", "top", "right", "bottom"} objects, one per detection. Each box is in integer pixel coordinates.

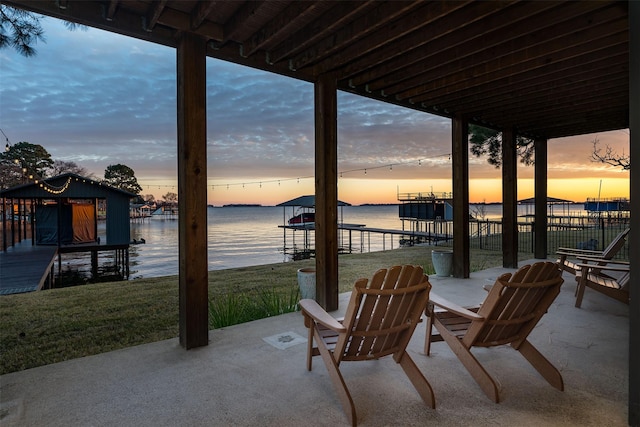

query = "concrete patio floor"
[{"left": 0, "top": 261, "right": 629, "bottom": 426}]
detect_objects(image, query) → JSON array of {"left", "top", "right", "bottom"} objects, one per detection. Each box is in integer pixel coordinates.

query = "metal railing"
[{"left": 465, "top": 216, "right": 629, "bottom": 260}]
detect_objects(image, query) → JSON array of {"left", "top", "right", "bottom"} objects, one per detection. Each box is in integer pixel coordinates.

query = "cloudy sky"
[{"left": 0, "top": 16, "right": 630, "bottom": 205}]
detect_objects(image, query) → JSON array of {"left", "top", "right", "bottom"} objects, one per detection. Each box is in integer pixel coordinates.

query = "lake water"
[
  {"left": 125, "top": 205, "right": 401, "bottom": 279},
  {"left": 79, "top": 203, "right": 588, "bottom": 280}
]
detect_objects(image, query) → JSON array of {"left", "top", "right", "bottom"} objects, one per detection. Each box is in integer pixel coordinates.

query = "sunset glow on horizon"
[
  {"left": 1, "top": 18, "right": 630, "bottom": 208},
  {"left": 201, "top": 176, "right": 630, "bottom": 207}
]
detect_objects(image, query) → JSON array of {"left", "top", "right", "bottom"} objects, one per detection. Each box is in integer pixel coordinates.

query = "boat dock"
[
  {"left": 0, "top": 242, "right": 57, "bottom": 295},
  {"left": 1, "top": 241, "right": 131, "bottom": 295},
  {"left": 279, "top": 223, "right": 450, "bottom": 259}
]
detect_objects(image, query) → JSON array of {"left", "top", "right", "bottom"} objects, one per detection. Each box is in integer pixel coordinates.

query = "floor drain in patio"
[{"left": 263, "top": 331, "right": 306, "bottom": 350}]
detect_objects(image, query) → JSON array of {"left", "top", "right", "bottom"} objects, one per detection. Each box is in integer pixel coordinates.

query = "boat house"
[{"left": 1, "top": 173, "right": 135, "bottom": 287}]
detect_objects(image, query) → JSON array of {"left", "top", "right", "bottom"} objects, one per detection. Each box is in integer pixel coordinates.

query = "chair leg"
[
  {"left": 306, "top": 320, "right": 314, "bottom": 371},
  {"left": 516, "top": 340, "right": 564, "bottom": 391},
  {"left": 575, "top": 276, "right": 587, "bottom": 308},
  {"left": 398, "top": 352, "right": 436, "bottom": 409},
  {"left": 424, "top": 305, "right": 434, "bottom": 355},
  {"left": 435, "top": 321, "right": 501, "bottom": 403},
  {"left": 313, "top": 327, "right": 357, "bottom": 426}
]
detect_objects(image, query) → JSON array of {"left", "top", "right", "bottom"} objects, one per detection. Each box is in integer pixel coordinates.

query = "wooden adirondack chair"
[
  {"left": 557, "top": 228, "right": 629, "bottom": 275},
  {"left": 424, "top": 261, "right": 564, "bottom": 403},
  {"left": 574, "top": 259, "right": 630, "bottom": 307},
  {"left": 300, "top": 265, "right": 435, "bottom": 426}
]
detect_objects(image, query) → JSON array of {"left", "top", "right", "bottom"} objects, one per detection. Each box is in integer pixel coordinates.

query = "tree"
[
  {"left": 103, "top": 164, "right": 142, "bottom": 194},
  {"left": 469, "top": 124, "right": 535, "bottom": 167},
  {"left": 49, "top": 159, "right": 93, "bottom": 178},
  {"left": 0, "top": 157, "right": 23, "bottom": 189},
  {"left": 162, "top": 192, "right": 178, "bottom": 204},
  {"left": 591, "top": 138, "right": 629, "bottom": 171},
  {"left": 1, "top": 4, "right": 86, "bottom": 56},
  {"left": 0, "top": 4, "right": 45, "bottom": 57},
  {"left": 1, "top": 141, "right": 53, "bottom": 180},
  {"left": 143, "top": 194, "right": 156, "bottom": 204}
]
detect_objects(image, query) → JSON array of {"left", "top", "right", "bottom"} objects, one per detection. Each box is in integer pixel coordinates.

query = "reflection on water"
[
  {"left": 127, "top": 205, "right": 400, "bottom": 279},
  {"left": 63, "top": 203, "right": 588, "bottom": 280}
]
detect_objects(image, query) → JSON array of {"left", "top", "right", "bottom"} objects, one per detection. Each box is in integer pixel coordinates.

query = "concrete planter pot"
[
  {"left": 297, "top": 268, "right": 316, "bottom": 300},
  {"left": 431, "top": 249, "right": 453, "bottom": 277}
]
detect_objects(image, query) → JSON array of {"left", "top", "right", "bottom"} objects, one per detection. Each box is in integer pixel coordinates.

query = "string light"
[
  {"left": 335, "top": 153, "right": 450, "bottom": 178},
  {"left": 39, "top": 176, "right": 73, "bottom": 194},
  {"left": 134, "top": 153, "right": 452, "bottom": 191},
  {"left": 1, "top": 128, "right": 10, "bottom": 152},
  {"left": 2, "top": 129, "right": 74, "bottom": 194}
]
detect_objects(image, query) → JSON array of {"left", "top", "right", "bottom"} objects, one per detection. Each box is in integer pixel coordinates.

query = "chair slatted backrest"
[
  {"left": 602, "top": 228, "right": 630, "bottom": 259},
  {"left": 463, "top": 262, "right": 563, "bottom": 349},
  {"left": 337, "top": 265, "right": 431, "bottom": 363}
]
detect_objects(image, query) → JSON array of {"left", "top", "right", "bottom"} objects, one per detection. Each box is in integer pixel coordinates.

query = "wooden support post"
[
  {"left": 502, "top": 128, "right": 518, "bottom": 268},
  {"left": 22, "top": 199, "right": 26, "bottom": 240},
  {"left": 30, "top": 198, "right": 35, "bottom": 244},
  {"left": 11, "top": 198, "right": 15, "bottom": 246},
  {"left": 534, "top": 138, "right": 548, "bottom": 259},
  {"left": 314, "top": 74, "right": 339, "bottom": 311},
  {"left": 93, "top": 198, "right": 98, "bottom": 245},
  {"left": 18, "top": 199, "right": 23, "bottom": 240},
  {"left": 177, "top": 32, "right": 209, "bottom": 349},
  {"left": 628, "top": 2, "right": 639, "bottom": 425},
  {"left": 91, "top": 250, "right": 98, "bottom": 280},
  {"left": 125, "top": 248, "right": 129, "bottom": 279},
  {"left": 452, "top": 117, "right": 470, "bottom": 278},
  {"left": 2, "top": 197, "right": 6, "bottom": 251},
  {"left": 57, "top": 253, "right": 61, "bottom": 288}
]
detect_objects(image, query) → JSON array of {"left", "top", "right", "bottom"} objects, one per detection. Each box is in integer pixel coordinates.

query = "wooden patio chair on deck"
[
  {"left": 424, "top": 261, "right": 564, "bottom": 403},
  {"left": 574, "top": 258, "right": 630, "bottom": 307},
  {"left": 300, "top": 265, "right": 435, "bottom": 426},
  {"left": 557, "top": 227, "right": 629, "bottom": 275}
]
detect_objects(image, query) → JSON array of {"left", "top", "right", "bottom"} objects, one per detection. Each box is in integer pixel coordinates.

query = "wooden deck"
[{"left": 0, "top": 242, "right": 57, "bottom": 295}]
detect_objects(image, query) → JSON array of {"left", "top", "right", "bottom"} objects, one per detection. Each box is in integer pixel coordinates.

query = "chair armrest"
[
  {"left": 576, "top": 255, "right": 629, "bottom": 264},
  {"left": 557, "top": 247, "right": 601, "bottom": 256},
  {"left": 299, "top": 299, "right": 346, "bottom": 333},
  {"left": 574, "top": 262, "right": 630, "bottom": 273},
  {"left": 429, "top": 292, "right": 483, "bottom": 321}
]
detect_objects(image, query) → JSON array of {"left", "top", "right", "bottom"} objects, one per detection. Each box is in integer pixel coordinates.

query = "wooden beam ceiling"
[{"left": 5, "top": 0, "right": 629, "bottom": 139}]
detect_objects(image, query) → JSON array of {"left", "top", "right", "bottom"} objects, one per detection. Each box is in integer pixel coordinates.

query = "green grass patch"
[
  {"left": 208, "top": 286, "right": 300, "bottom": 329},
  {"left": 1, "top": 245, "right": 509, "bottom": 375}
]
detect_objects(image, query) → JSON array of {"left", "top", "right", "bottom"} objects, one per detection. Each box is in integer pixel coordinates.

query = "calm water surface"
[
  {"left": 96, "top": 203, "right": 586, "bottom": 279},
  {"left": 126, "top": 205, "right": 401, "bottom": 279}
]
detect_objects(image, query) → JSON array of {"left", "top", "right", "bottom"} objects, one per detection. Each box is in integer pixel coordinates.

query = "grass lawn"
[{"left": 0, "top": 245, "right": 521, "bottom": 375}]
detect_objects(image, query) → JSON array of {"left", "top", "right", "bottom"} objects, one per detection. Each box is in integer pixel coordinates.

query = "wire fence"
[{"left": 465, "top": 216, "right": 630, "bottom": 260}]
